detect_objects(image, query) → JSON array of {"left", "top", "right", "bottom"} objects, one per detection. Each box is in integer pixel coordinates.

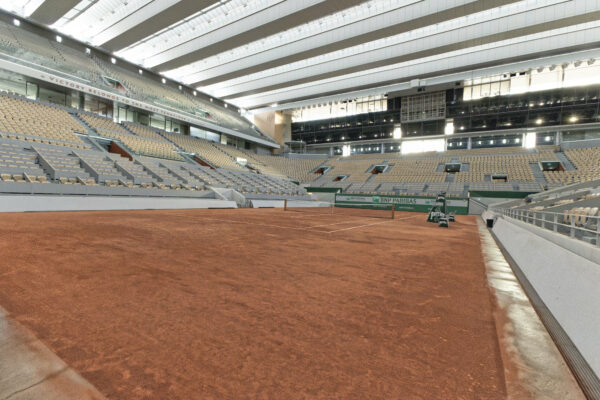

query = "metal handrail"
[{"left": 496, "top": 208, "right": 600, "bottom": 247}]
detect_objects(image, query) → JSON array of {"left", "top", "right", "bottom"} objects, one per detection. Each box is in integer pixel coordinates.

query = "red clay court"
[{"left": 0, "top": 208, "right": 513, "bottom": 399}]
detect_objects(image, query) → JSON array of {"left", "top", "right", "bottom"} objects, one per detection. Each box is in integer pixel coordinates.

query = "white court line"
[
  {"left": 284, "top": 209, "right": 334, "bottom": 218},
  {"left": 192, "top": 216, "right": 329, "bottom": 233},
  {"left": 309, "top": 218, "right": 373, "bottom": 228},
  {"left": 326, "top": 215, "right": 420, "bottom": 233},
  {"left": 191, "top": 214, "right": 419, "bottom": 235}
]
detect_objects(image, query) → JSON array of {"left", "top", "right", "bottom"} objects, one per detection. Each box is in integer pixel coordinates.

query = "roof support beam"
[
  {"left": 100, "top": 0, "right": 218, "bottom": 52},
  {"left": 151, "top": 0, "right": 366, "bottom": 72},
  {"left": 30, "top": 0, "right": 81, "bottom": 25},
  {"left": 230, "top": 26, "right": 600, "bottom": 109},
  {"left": 219, "top": 10, "right": 600, "bottom": 100},
  {"left": 189, "top": 0, "right": 521, "bottom": 87}
]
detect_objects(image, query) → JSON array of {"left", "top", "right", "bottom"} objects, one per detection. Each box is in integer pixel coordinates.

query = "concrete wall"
[
  {"left": 252, "top": 111, "right": 291, "bottom": 153},
  {"left": 250, "top": 200, "right": 330, "bottom": 208},
  {"left": 0, "top": 195, "right": 236, "bottom": 212},
  {"left": 470, "top": 196, "right": 522, "bottom": 206},
  {"left": 490, "top": 215, "right": 600, "bottom": 378},
  {"left": 561, "top": 138, "right": 600, "bottom": 149}
]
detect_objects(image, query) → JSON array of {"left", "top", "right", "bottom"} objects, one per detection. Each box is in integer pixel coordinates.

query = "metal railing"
[{"left": 497, "top": 208, "right": 600, "bottom": 247}]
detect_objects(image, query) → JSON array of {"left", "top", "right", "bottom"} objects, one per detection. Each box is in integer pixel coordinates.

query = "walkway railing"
[{"left": 496, "top": 208, "right": 600, "bottom": 247}]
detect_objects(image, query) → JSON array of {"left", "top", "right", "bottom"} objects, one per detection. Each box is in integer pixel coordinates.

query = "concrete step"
[{"left": 556, "top": 151, "right": 577, "bottom": 171}]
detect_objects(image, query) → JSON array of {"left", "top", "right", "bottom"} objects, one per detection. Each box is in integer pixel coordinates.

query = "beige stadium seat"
[{"left": 0, "top": 94, "right": 89, "bottom": 148}]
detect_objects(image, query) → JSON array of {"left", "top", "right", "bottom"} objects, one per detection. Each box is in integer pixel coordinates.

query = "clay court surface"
[{"left": 0, "top": 208, "right": 506, "bottom": 399}]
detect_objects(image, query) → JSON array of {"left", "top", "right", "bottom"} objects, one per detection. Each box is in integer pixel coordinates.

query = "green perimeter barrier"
[
  {"left": 335, "top": 193, "right": 470, "bottom": 215},
  {"left": 305, "top": 187, "right": 343, "bottom": 193},
  {"left": 469, "top": 190, "right": 538, "bottom": 198}
]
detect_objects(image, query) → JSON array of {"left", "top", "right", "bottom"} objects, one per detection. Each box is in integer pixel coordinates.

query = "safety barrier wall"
[
  {"left": 497, "top": 208, "right": 600, "bottom": 248},
  {"left": 335, "top": 193, "right": 470, "bottom": 214},
  {"left": 488, "top": 214, "right": 600, "bottom": 387},
  {"left": 0, "top": 194, "right": 236, "bottom": 212}
]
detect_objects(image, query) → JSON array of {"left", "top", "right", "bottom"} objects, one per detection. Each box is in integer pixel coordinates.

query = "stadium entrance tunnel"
[
  {"left": 369, "top": 165, "right": 388, "bottom": 174},
  {"left": 491, "top": 174, "right": 508, "bottom": 182},
  {"left": 109, "top": 141, "right": 132, "bottom": 161},
  {"left": 313, "top": 166, "right": 331, "bottom": 176},
  {"left": 193, "top": 155, "right": 215, "bottom": 169},
  {"left": 541, "top": 161, "right": 564, "bottom": 171},
  {"left": 333, "top": 175, "right": 348, "bottom": 182},
  {"left": 445, "top": 162, "right": 462, "bottom": 173}
]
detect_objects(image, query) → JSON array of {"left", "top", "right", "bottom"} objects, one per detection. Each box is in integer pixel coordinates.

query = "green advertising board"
[
  {"left": 335, "top": 193, "right": 470, "bottom": 215},
  {"left": 305, "top": 187, "right": 343, "bottom": 193}
]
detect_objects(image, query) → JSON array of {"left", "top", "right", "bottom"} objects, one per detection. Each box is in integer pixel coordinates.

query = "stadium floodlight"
[
  {"left": 85, "top": 48, "right": 91, "bottom": 55},
  {"left": 502, "top": 139, "right": 507, "bottom": 144},
  {"left": 224, "top": 103, "right": 228, "bottom": 108},
  {"left": 525, "top": 132, "right": 537, "bottom": 148},
  {"left": 444, "top": 121, "right": 455, "bottom": 135},
  {"left": 342, "top": 145, "right": 351, "bottom": 157},
  {"left": 569, "top": 116, "right": 578, "bottom": 123},
  {"left": 193, "top": 91, "right": 197, "bottom": 96},
  {"left": 393, "top": 126, "right": 402, "bottom": 139},
  {"left": 56, "top": 35, "right": 62, "bottom": 43},
  {"left": 110, "top": 57, "right": 116, "bottom": 64},
  {"left": 210, "top": 98, "right": 213, "bottom": 102},
  {"left": 535, "top": 118, "right": 543, "bottom": 125},
  {"left": 161, "top": 78, "right": 166, "bottom": 84},
  {"left": 13, "top": 19, "right": 20, "bottom": 26},
  {"left": 138, "top": 69, "right": 143, "bottom": 75}
]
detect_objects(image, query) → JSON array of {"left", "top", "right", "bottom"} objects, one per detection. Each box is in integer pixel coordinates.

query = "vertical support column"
[
  {"left": 467, "top": 137, "right": 472, "bottom": 150},
  {"left": 556, "top": 131, "right": 561, "bottom": 146},
  {"left": 113, "top": 101, "right": 120, "bottom": 124},
  {"left": 381, "top": 143, "right": 384, "bottom": 154}
]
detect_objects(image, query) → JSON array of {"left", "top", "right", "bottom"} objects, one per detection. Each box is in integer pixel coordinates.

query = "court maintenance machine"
[{"left": 427, "top": 192, "right": 455, "bottom": 228}]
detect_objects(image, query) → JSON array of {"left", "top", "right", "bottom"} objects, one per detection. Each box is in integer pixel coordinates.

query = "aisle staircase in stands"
[
  {"left": 530, "top": 162, "right": 548, "bottom": 184},
  {"left": 556, "top": 151, "right": 577, "bottom": 171}
]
